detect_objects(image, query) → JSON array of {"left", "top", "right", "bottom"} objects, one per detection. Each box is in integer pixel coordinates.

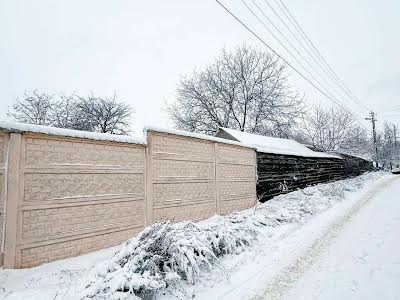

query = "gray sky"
[{"left": 1, "top": 0, "right": 399, "bottom": 132}]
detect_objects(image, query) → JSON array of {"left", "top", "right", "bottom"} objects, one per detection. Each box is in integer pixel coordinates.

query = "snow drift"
[{"left": 84, "top": 172, "right": 384, "bottom": 299}]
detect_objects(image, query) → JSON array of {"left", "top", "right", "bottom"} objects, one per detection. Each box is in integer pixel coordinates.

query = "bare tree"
[
  {"left": 75, "top": 93, "right": 133, "bottom": 134},
  {"left": 8, "top": 90, "right": 134, "bottom": 134},
  {"left": 167, "top": 45, "right": 305, "bottom": 137},
  {"left": 377, "top": 122, "right": 400, "bottom": 168},
  {"left": 8, "top": 90, "right": 54, "bottom": 125},
  {"left": 300, "top": 105, "right": 369, "bottom": 155},
  {"left": 50, "top": 93, "right": 80, "bottom": 129}
]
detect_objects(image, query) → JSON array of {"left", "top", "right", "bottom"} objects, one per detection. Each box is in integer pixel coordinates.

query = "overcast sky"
[{"left": 1, "top": 0, "right": 399, "bottom": 133}]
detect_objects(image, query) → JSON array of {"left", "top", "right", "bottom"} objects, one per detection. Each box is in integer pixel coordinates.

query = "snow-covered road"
[{"left": 255, "top": 175, "right": 400, "bottom": 300}]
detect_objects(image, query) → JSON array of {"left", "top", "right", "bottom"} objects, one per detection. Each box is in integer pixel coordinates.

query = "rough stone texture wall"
[
  {"left": 0, "top": 133, "right": 8, "bottom": 265},
  {"left": 15, "top": 134, "right": 146, "bottom": 268},
  {"left": 147, "top": 131, "right": 257, "bottom": 223}
]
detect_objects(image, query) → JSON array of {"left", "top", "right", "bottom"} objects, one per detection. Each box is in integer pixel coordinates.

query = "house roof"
[{"left": 217, "top": 127, "right": 342, "bottom": 159}]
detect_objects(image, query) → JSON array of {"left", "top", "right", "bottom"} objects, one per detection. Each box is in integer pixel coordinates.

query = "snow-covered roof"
[
  {"left": 0, "top": 121, "right": 146, "bottom": 145},
  {"left": 144, "top": 125, "right": 256, "bottom": 149},
  {"left": 218, "top": 127, "right": 342, "bottom": 159}
]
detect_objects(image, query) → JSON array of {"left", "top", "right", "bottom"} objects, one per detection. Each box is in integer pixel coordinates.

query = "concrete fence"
[
  {"left": 0, "top": 123, "right": 372, "bottom": 269},
  {"left": 0, "top": 125, "right": 257, "bottom": 268}
]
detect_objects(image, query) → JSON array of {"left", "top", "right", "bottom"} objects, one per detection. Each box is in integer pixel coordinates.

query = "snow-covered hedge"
[{"left": 85, "top": 172, "right": 383, "bottom": 299}]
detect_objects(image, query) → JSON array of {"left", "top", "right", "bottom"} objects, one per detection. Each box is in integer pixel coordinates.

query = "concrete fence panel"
[
  {"left": 3, "top": 132, "right": 146, "bottom": 268},
  {"left": 147, "top": 131, "right": 218, "bottom": 223},
  {"left": 146, "top": 130, "right": 258, "bottom": 223},
  {"left": 216, "top": 144, "right": 257, "bottom": 215}
]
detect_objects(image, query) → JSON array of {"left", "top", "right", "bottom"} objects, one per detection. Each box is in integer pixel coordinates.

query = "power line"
[
  {"left": 274, "top": 0, "right": 370, "bottom": 112},
  {"left": 240, "top": 0, "right": 365, "bottom": 121},
  {"left": 249, "top": 0, "right": 362, "bottom": 117},
  {"left": 261, "top": 0, "right": 367, "bottom": 113},
  {"left": 214, "top": 0, "right": 368, "bottom": 130}
]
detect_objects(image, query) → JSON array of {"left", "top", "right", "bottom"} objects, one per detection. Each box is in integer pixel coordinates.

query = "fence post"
[
  {"left": 3, "top": 133, "right": 21, "bottom": 269},
  {"left": 214, "top": 143, "right": 221, "bottom": 215},
  {"left": 145, "top": 132, "right": 154, "bottom": 226}
]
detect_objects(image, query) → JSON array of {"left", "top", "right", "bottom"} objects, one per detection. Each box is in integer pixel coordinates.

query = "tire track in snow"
[{"left": 251, "top": 175, "right": 399, "bottom": 300}]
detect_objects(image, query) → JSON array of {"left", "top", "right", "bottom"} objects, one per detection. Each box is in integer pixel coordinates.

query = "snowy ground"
[{"left": 0, "top": 172, "right": 397, "bottom": 300}]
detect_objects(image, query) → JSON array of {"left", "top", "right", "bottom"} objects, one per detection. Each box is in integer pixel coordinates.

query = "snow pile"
[
  {"left": 85, "top": 221, "right": 257, "bottom": 299},
  {"left": 84, "top": 172, "right": 384, "bottom": 299}
]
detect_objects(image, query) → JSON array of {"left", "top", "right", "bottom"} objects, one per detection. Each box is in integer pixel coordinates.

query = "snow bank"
[
  {"left": 144, "top": 125, "right": 256, "bottom": 149},
  {"left": 218, "top": 127, "right": 341, "bottom": 159},
  {"left": 84, "top": 172, "right": 384, "bottom": 299},
  {"left": 0, "top": 120, "right": 146, "bottom": 144}
]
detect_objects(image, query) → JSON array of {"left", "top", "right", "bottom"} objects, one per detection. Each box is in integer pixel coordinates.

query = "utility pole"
[
  {"left": 394, "top": 124, "right": 398, "bottom": 166},
  {"left": 365, "top": 111, "right": 378, "bottom": 167}
]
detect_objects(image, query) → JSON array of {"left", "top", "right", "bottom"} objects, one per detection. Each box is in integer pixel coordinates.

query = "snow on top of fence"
[
  {"left": 336, "top": 151, "right": 373, "bottom": 162},
  {"left": 0, "top": 120, "right": 147, "bottom": 145},
  {"left": 218, "top": 127, "right": 342, "bottom": 159},
  {"left": 144, "top": 125, "right": 257, "bottom": 149}
]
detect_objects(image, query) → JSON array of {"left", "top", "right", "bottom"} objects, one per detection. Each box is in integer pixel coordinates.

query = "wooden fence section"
[
  {"left": 257, "top": 153, "right": 346, "bottom": 201},
  {"left": 256, "top": 152, "right": 373, "bottom": 201},
  {"left": 340, "top": 153, "right": 374, "bottom": 176},
  {"left": 146, "top": 131, "right": 257, "bottom": 223}
]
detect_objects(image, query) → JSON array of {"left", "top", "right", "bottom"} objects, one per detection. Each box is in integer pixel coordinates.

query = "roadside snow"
[
  {"left": 282, "top": 174, "right": 400, "bottom": 300},
  {"left": 0, "top": 172, "right": 388, "bottom": 299}
]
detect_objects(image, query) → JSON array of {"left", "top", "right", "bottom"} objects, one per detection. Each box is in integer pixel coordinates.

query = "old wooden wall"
[
  {"left": 340, "top": 153, "right": 373, "bottom": 176},
  {"left": 257, "top": 152, "right": 373, "bottom": 201}
]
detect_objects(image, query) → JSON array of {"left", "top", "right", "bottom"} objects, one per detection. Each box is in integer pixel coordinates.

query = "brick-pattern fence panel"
[
  {"left": 14, "top": 134, "right": 146, "bottom": 268},
  {"left": 216, "top": 144, "right": 257, "bottom": 215},
  {"left": 148, "top": 132, "right": 217, "bottom": 223},
  {"left": 147, "top": 131, "right": 257, "bottom": 223}
]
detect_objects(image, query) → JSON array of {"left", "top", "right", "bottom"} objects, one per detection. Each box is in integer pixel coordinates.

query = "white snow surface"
[
  {"left": 218, "top": 127, "right": 342, "bottom": 159},
  {"left": 0, "top": 120, "right": 146, "bottom": 144},
  {"left": 144, "top": 125, "right": 256, "bottom": 149},
  {"left": 0, "top": 172, "right": 393, "bottom": 300},
  {"left": 281, "top": 174, "right": 400, "bottom": 300}
]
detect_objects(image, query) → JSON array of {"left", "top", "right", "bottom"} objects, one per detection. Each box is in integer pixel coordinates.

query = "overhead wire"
[
  {"left": 214, "top": 0, "right": 369, "bottom": 130},
  {"left": 274, "top": 0, "right": 371, "bottom": 112},
  {"left": 249, "top": 0, "right": 363, "bottom": 118}
]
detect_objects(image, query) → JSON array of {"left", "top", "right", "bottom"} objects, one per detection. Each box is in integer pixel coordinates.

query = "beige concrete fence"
[
  {"left": 0, "top": 125, "right": 257, "bottom": 268},
  {"left": 146, "top": 130, "right": 257, "bottom": 223}
]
